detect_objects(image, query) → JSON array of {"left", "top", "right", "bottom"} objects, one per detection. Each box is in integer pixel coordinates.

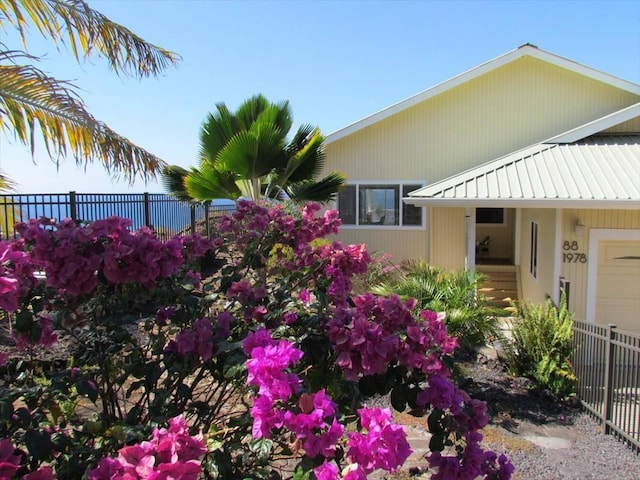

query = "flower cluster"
[
  {"left": 88, "top": 416, "right": 206, "bottom": 480},
  {"left": 219, "top": 200, "right": 341, "bottom": 256},
  {"left": 165, "top": 314, "right": 232, "bottom": 362},
  {"left": 0, "top": 239, "right": 37, "bottom": 312},
  {"left": 327, "top": 293, "right": 457, "bottom": 380},
  {"left": 16, "top": 216, "right": 185, "bottom": 296},
  {"left": 346, "top": 407, "right": 413, "bottom": 477},
  {"left": 244, "top": 329, "right": 413, "bottom": 477},
  {"left": 429, "top": 431, "right": 514, "bottom": 480}
]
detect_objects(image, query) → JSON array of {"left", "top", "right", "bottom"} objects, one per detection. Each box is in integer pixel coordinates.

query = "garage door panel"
[{"left": 596, "top": 239, "right": 640, "bottom": 333}]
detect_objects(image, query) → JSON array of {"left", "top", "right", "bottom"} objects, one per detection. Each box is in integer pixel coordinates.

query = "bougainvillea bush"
[{"left": 0, "top": 201, "right": 513, "bottom": 479}]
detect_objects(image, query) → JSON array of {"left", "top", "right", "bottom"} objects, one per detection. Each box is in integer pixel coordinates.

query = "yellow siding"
[
  {"left": 519, "top": 209, "right": 557, "bottom": 305},
  {"left": 333, "top": 229, "right": 428, "bottom": 262},
  {"left": 559, "top": 209, "right": 640, "bottom": 320},
  {"left": 324, "top": 57, "right": 639, "bottom": 185},
  {"left": 323, "top": 55, "right": 639, "bottom": 262},
  {"left": 431, "top": 208, "right": 466, "bottom": 271},
  {"left": 602, "top": 116, "right": 640, "bottom": 133}
]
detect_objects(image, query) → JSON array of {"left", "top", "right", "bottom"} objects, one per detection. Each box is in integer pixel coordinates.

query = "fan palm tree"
[
  {"left": 0, "top": 0, "right": 180, "bottom": 187},
  {"left": 161, "top": 94, "right": 345, "bottom": 203}
]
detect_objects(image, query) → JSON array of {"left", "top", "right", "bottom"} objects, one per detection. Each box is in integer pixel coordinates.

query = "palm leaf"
[
  {"left": 216, "top": 126, "right": 285, "bottom": 179},
  {"left": 280, "top": 127, "right": 326, "bottom": 184},
  {"left": 184, "top": 163, "right": 241, "bottom": 201},
  {"left": 285, "top": 171, "right": 345, "bottom": 203},
  {"left": 0, "top": 170, "right": 17, "bottom": 192},
  {"left": 0, "top": 55, "right": 165, "bottom": 182},
  {"left": 199, "top": 104, "right": 239, "bottom": 165},
  {"left": 235, "top": 94, "right": 292, "bottom": 134},
  {"left": 0, "top": 0, "right": 179, "bottom": 78},
  {"left": 161, "top": 165, "right": 191, "bottom": 201}
]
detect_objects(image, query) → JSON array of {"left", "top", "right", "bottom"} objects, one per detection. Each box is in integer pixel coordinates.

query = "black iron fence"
[
  {"left": 0, "top": 192, "right": 235, "bottom": 241},
  {"left": 572, "top": 320, "right": 640, "bottom": 452}
]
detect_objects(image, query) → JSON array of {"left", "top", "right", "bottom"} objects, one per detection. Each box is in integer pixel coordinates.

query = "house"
[{"left": 321, "top": 44, "right": 640, "bottom": 332}]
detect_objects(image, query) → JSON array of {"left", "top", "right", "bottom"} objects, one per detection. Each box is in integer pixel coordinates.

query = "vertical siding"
[
  {"left": 559, "top": 209, "right": 640, "bottom": 320},
  {"left": 323, "top": 56, "right": 639, "bottom": 261},
  {"left": 432, "top": 208, "right": 466, "bottom": 271},
  {"left": 519, "top": 208, "right": 557, "bottom": 305},
  {"left": 324, "top": 57, "right": 639, "bottom": 185},
  {"left": 334, "top": 229, "right": 428, "bottom": 263}
]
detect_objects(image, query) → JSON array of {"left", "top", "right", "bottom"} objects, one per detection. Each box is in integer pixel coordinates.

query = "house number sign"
[{"left": 563, "top": 241, "right": 587, "bottom": 263}]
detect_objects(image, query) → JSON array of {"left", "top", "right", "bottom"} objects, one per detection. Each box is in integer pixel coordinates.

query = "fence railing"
[
  {"left": 0, "top": 192, "right": 235, "bottom": 241},
  {"left": 572, "top": 320, "right": 640, "bottom": 452}
]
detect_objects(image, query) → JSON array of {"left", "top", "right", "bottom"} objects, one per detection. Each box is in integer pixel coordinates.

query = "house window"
[
  {"left": 337, "top": 182, "right": 424, "bottom": 227},
  {"left": 529, "top": 221, "right": 538, "bottom": 279},
  {"left": 476, "top": 208, "right": 505, "bottom": 225}
]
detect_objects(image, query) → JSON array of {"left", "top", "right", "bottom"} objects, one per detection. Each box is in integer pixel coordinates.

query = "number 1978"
[{"left": 563, "top": 253, "right": 587, "bottom": 263}]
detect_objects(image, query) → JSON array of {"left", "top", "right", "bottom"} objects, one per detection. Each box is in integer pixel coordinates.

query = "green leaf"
[
  {"left": 427, "top": 408, "right": 446, "bottom": 435},
  {"left": 249, "top": 438, "right": 273, "bottom": 462},
  {"left": 429, "top": 433, "right": 446, "bottom": 452},
  {"left": 24, "top": 429, "right": 52, "bottom": 460},
  {"left": 0, "top": 398, "right": 14, "bottom": 421},
  {"left": 390, "top": 385, "right": 408, "bottom": 412},
  {"left": 292, "top": 466, "right": 311, "bottom": 480},
  {"left": 76, "top": 379, "right": 98, "bottom": 403}
]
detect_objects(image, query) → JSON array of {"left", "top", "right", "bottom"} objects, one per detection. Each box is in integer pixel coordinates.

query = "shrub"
[
  {"left": 0, "top": 201, "right": 513, "bottom": 479},
  {"left": 372, "top": 261, "right": 503, "bottom": 351},
  {"left": 503, "top": 295, "right": 576, "bottom": 398}
]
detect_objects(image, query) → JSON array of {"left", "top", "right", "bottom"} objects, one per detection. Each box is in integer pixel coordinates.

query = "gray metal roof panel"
[{"left": 408, "top": 135, "right": 640, "bottom": 204}]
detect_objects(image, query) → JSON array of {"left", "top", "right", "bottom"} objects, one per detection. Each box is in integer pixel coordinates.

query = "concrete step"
[
  {"left": 479, "top": 281, "right": 517, "bottom": 291},
  {"left": 478, "top": 267, "right": 518, "bottom": 311}
]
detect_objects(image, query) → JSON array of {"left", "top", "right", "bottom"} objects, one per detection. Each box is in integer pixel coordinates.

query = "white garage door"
[{"left": 595, "top": 240, "right": 640, "bottom": 332}]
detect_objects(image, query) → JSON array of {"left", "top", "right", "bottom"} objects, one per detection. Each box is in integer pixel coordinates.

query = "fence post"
[
  {"left": 144, "top": 192, "right": 151, "bottom": 227},
  {"left": 69, "top": 191, "right": 77, "bottom": 221},
  {"left": 204, "top": 201, "right": 210, "bottom": 238},
  {"left": 190, "top": 204, "right": 196, "bottom": 235},
  {"left": 602, "top": 323, "right": 616, "bottom": 434}
]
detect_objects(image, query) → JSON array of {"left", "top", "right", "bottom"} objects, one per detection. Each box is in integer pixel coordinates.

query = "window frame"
[{"left": 335, "top": 181, "right": 426, "bottom": 230}]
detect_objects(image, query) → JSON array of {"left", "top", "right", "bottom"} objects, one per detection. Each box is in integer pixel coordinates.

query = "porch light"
[{"left": 574, "top": 220, "right": 585, "bottom": 237}]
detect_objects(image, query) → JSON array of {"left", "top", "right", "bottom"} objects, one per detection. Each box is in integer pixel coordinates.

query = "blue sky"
[{"left": 2, "top": 0, "right": 639, "bottom": 193}]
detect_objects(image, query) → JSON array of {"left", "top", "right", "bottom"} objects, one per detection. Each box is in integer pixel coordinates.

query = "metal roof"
[
  {"left": 326, "top": 44, "right": 640, "bottom": 144},
  {"left": 406, "top": 135, "right": 640, "bottom": 209}
]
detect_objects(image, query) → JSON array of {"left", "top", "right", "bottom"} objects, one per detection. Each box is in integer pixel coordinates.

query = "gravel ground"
[
  {"left": 505, "top": 413, "right": 640, "bottom": 480},
  {"left": 383, "top": 351, "right": 640, "bottom": 480}
]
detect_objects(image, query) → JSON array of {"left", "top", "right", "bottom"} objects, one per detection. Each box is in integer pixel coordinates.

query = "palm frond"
[
  {"left": 284, "top": 171, "right": 346, "bottom": 203},
  {"left": 0, "top": 0, "right": 179, "bottom": 78},
  {"left": 216, "top": 126, "right": 285, "bottom": 179},
  {"left": 199, "top": 104, "right": 238, "bottom": 165},
  {"left": 160, "top": 165, "right": 191, "bottom": 201},
  {"left": 184, "top": 163, "right": 241, "bottom": 201},
  {"left": 0, "top": 57, "right": 165, "bottom": 182},
  {"left": 281, "top": 127, "right": 326, "bottom": 183},
  {"left": 0, "top": 170, "right": 17, "bottom": 192}
]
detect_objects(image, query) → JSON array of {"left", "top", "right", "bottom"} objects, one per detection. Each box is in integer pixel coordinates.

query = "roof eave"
[{"left": 403, "top": 198, "right": 640, "bottom": 209}]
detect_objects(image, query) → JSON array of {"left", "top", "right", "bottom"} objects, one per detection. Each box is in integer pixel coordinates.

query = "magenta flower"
[
  {"left": 23, "top": 466, "right": 55, "bottom": 480},
  {"left": 347, "top": 408, "right": 412, "bottom": 474},
  {"left": 0, "top": 438, "right": 21, "bottom": 479},
  {"left": 314, "top": 460, "right": 339, "bottom": 480}
]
